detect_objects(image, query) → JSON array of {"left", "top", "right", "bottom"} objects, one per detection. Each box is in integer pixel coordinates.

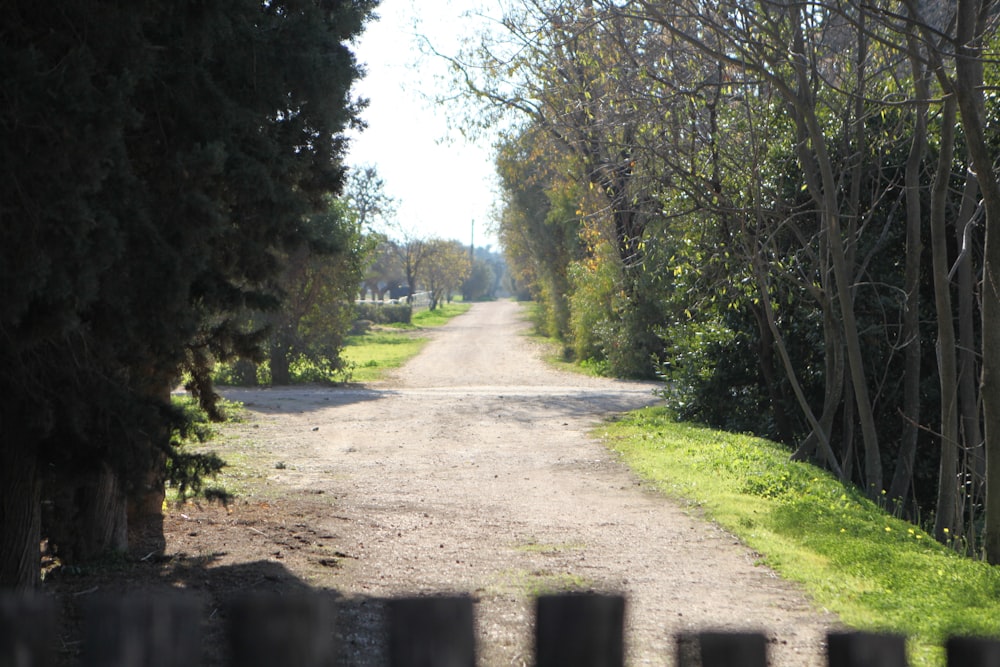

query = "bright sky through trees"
[{"left": 347, "top": 0, "right": 501, "bottom": 248}]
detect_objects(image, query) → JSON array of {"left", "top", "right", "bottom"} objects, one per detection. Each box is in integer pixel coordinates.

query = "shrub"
[{"left": 355, "top": 302, "right": 412, "bottom": 324}]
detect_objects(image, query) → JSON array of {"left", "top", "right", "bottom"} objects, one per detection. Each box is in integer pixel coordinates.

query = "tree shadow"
[
  {"left": 217, "top": 385, "right": 395, "bottom": 415},
  {"left": 45, "top": 554, "right": 389, "bottom": 666}
]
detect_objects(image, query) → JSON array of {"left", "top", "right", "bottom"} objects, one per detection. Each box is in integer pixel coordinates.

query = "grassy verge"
[
  {"left": 407, "top": 302, "right": 472, "bottom": 328},
  {"left": 341, "top": 303, "right": 471, "bottom": 382},
  {"left": 517, "top": 302, "right": 608, "bottom": 377},
  {"left": 600, "top": 407, "right": 1000, "bottom": 667}
]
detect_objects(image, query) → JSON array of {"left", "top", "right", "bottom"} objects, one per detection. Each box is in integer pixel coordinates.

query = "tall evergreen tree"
[{"left": 1, "top": 0, "right": 375, "bottom": 589}]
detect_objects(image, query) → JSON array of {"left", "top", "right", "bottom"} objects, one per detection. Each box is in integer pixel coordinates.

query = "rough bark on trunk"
[
  {"left": 888, "top": 38, "right": 927, "bottom": 513},
  {"left": 955, "top": 171, "right": 984, "bottom": 539},
  {"left": 126, "top": 383, "right": 171, "bottom": 555},
  {"left": 127, "top": 445, "right": 167, "bottom": 557},
  {"left": 0, "top": 441, "right": 41, "bottom": 589},
  {"left": 930, "top": 97, "right": 961, "bottom": 540},
  {"left": 43, "top": 460, "right": 127, "bottom": 564}
]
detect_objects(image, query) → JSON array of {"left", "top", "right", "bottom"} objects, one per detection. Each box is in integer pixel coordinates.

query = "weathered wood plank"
[
  {"left": 535, "top": 593, "right": 625, "bottom": 667},
  {"left": 0, "top": 595, "right": 55, "bottom": 667},
  {"left": 947, "top": 636, "right": 1000, "bottom": 666},
  {"left": 8, "top": 591, "right": 1000, "bottom": 666},
  {"left": 677, "top": 631, "right": 768, "bottom": 667},
  {"left": 81, "top": 594, "right": 201, "bottom": 667},
  {"left": 387, "top": 595, "right": 476, "bottom": 667},
  {"left": 827, "top": 632, "right": 908, "bottom": 667},
  {"left": 228, "top": 593, "right": 336, "bottom": 667}
]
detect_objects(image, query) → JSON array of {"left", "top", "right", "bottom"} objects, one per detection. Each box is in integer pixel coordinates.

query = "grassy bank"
[
  {"left": 600, "top": 407, "right": 1000, "bottom": 667},
  {"left": 341, "top": 303, "right": 471, "bottom": 382}
]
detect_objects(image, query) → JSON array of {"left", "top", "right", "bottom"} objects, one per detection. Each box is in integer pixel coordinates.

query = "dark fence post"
[
  {"left": 827, "top": 632, "right": 908, "bottom": 667},
  {"left": 387, "top": 595, "right": 476, "bottom": 667},
  {"left": 0, "top": 595, "right": 55, "bottom": 667},
  {"left": 947, "top": 637, "right": 1000, "bottom": 666},
  {"left": 228, "top": 593, "right": 335, "bottom": 667},
  {"left": 677, "top": 631, "right": 768, "bottom": 667},
  {"left": 535, "top": 593, "right": 625, "bottom": 667},
  {"left": 81, "top": 593, "right": 201, "bottom": 667}
]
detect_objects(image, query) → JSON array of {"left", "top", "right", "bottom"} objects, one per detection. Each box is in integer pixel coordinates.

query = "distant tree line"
[
  {"left": 456, "top": 0, "right": 1000, "bottom": 559},
  {"left": 348, "top": 164, "right": 507, "bottom": 307},
  {"left": 360, "top": 235, "right": 506, "bottom": 307},
  {"left": 1, "top": 0, "right": 376, "bottom": 589}
]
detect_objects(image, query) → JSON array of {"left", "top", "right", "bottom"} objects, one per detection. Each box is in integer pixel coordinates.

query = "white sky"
[{"left": 346, "top": 0, "right": 503, "bottom": 249}]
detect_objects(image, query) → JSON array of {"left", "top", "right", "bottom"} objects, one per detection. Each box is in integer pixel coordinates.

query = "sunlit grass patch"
[
  {"left": 410, "top": 303, "right": 471, "bottom": 327},
  {"left": 600, "top": 407, "right": 1000, "bottom": 667},
  {"left": 340, "top": 303, "right": 472, "bottom": 382},
  {"left": 340, "top": 333, "right": 429, "bottom": 382}
]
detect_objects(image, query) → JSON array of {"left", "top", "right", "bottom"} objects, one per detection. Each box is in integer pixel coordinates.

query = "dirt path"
[{"left": 212, "top": 301, "right": 838, "bottom": 665}]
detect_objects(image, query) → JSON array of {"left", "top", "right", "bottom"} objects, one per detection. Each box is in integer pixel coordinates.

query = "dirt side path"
[{"left": 209, "top": 301, "right": 837, "bottom": 665}]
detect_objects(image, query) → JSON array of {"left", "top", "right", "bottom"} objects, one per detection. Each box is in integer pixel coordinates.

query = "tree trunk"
[
  {"left": 127, "top": 382, "right": 171, "bottom": 554},
  {"left": 43, "top": 459, "right": 127, "bottom": 564},
  {"left": 800, "top": 121, "right": 882, "bottom": 494},
  {"left": 270, "top": 338, "right": 292, "bottom": 386},
  {"left": 792, "top": 281, "right": 847, "bottom": 480},
  {"left": 80, "top": 463, "right": 128, "bottom": 559},
  {"left": 750, "top": 302, "right": 794, "bottom": 445},
  {"left": 127, "top": 446, "right": 167, "bottom": 557},
  {"left": 930, "top": 97, "right": 962, "bottom": 540},
  {"left": 0, "top": 440, "right": 41, "bottom": 589},
  {"left": 951, "top": 0, "right": 1000, "bottom": 563},
  {"left": 232, "top": 359, "right": 260, "bottom": 386},
  {"left": 888, "top": 38, "right": 927, "bottom": 513},
  {"left": 955, "top": 170, "right": 984, "bottom": 543},
  {"left": 785, "top": 6, "right": 881, "bottom": 495},
  {"left": 747, "top": 239, "right": 843, "bottom": 477}
]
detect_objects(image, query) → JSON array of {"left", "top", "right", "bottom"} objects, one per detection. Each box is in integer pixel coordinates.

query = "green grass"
[
  {"left": 515, "top": 302, "right": 606, "bottom": 377},
  {"left": 409, "top": 302, "right": 471, "bottom": 327},
  {"left": 340, "top": 333, "right": 428, "bottom": 382},
  {"left": 166, "top": 395, "right": 247, "bottom": 504},
  {"left": 340, "top": 303, "right": 472, "bottom": 382},
  {"left": 600, "top": 407, "right": 1000, "bottom": 667}
]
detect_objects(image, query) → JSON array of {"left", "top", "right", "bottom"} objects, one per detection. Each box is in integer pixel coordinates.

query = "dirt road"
[{"left": 214, "top": 301, "right": 837, "bottom": 665}]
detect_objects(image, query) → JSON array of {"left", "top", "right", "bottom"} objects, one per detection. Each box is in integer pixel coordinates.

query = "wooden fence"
[{"left": 2, "top": 591, "right": 999, "bottom": 667}]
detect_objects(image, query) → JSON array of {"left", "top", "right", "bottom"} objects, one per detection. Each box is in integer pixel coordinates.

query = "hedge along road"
[{"left": 218, "top": 300, "right": 838, "bottom": 666}]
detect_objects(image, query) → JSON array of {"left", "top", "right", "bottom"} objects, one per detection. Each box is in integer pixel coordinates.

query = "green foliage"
[
  {"left": 495, "top": 126, "right": 580, "bottom": 340},
  {"left": 568, "top": 243, "right": 618, "bottom": 365},
  {"left": 602, "top": 268, "right": 668, "bottom": 379},
  {"left": 355, "top": 303, "right": 413, "bottom": 324},
  {"left": 463, "top": 257, "right": 499, "bottom": 301},
  {"left": 603, "top": 409, "right": 1000, "bottom": 666},
  {"left": 166, "top": 396, "right": 239, "bottom": 504},
  {"left": 0, "top": 0, "right": 376, "bottom": 582},
  {"left": 464, "top": 0, "right": 991, "bottom": 524},
  {"left": 423, "top": 239, "right": 472, "bottom": 309}
]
